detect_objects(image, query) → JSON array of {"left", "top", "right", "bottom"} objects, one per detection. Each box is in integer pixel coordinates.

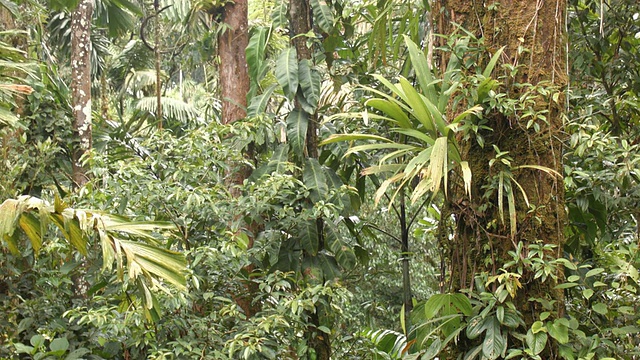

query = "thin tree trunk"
[
  {"left": 438, "top": 0, "right": 567, "bottom": 357},
  {"left": 399, "top": 192, "right": 413, "bottom": 324},
  {"left": 70, "top": 0, "right": 94, "bottom": 188},
  {"left": 154, "top": 0, "right": 162, "bottom": 128},
  {"left": 289, "top": 0, "right": 331, "bottom": 358}
]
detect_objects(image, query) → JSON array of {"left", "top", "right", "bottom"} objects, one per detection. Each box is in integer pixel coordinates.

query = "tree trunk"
[
  {"left": 438, "top": 0, "right": 567, "bottom": 357},
  {"left": 70, "top": 0, "right": 94, "bottom": 188},
  {"left": 219, "top": 0, "right": 249, "bottom": 127},
  {"left": 218, "top": 0, "right": 262, "bottom": 318},
  {"left": 289, "top": 1, "right": 331, "bottom": 358}
]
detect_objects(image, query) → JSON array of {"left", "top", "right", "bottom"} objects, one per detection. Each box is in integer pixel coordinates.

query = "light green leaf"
[
  {"left": 325, "top": 222, "right": 356, "bottom": 269},
  {"left": 366, "top": 98, "right": 411, "bottom": 128},
  {"left": 526, "top": 329, "right": 547, "bottom": 355},
  {"left": 320, "top": 133, "right": 394, "bottom": 146},
  {"left": 547, "top": 320, "right": 569, "bottom": 344},
  {"left": 482, "top": 317, "right": 506, "bottom": 360},
  {"left": 49, "top": 337, "right": 69, "bottom": 354},
  {"left": 271, "top": 1, "right": 288, "bottom": 28},
  {"left": 247, "top": 83, "right": 277, "bottom": 118},
  {"left": 246, "top": 26, "right": 269, "bottom": 83},
  {"left": 483, "top": 46, "right": 506, "bottom": 78},
  {"left": 403, "top": 35, "right": 437, "bottom": 105},
  {"left": 592, "top": 302, "right": 608, "bottom": 315}
]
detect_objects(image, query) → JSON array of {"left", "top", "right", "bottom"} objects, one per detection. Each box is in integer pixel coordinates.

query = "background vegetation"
[{"left": 0, "top": 0, "right": 639, "bottom": 359}]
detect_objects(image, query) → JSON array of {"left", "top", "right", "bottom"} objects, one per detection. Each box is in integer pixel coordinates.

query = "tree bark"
[
  {"left": 70, "top": 0, "right": 94, "bottom": 188},
  {"left": 219, "top": 0, "right": 249, "bottom": 127},
  {"left": 218, "top": 0, "right": 262, "bottom": 318},
  {"left": 438, "top": 0, "right": 567, "bottom": 357}
]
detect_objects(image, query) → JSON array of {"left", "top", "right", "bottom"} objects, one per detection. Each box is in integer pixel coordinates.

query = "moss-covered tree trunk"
[{"left": 437, "top": 0, "right": 567, "bottom": 358}]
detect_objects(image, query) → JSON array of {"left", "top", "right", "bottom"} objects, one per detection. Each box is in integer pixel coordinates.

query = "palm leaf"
[{"left": 0, "top": 196, "right": 187, "bottom": 314}]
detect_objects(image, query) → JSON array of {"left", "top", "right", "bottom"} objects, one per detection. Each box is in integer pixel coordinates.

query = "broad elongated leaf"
[
  {"left": 250, "top": 144, "right": 290, "bottom": 181},
  {"left": 275, "top": 47, "right": 299, "bottom": 99},
  {"left": 286, "top": 109, "right": 308, "bottom": 157},
  {"left": 398, "top": 77, "right": 437, "bottom": 137},
  {"left": 297, "top": 219, "right": 319, "bottom": 255},
  {"left": 404, "top": 35, "right": 437, "bottom": 105},
  {"left": 366, "top": 99, "right": 411, "bottom": 128},
  {"left": 0, "top": 107, "right": 19, "bottom": 128},
  {"left": 423, "top": 293, "right": 473, "bottom": 319},
  {"left": 271, "top": 1, "right": 288, "bottom": 28},
  {"left": 325, "top": 222, "right": 356, "bottom": 269},
  {"left": 361, "top": 329, "right": 408, "bottom": 359},
  {"left": 298, "top": 59, "right": 321, "bottom": 112},
  {"left": 246, "top": 26, "right": 269, "bottom": 84},
  {"left": 526, "top": 329, "right": 547, "bottom": 355},
  {"left": 310, "top": 0, "right": 334, "bottom": 33},
  {"left": 482, "top": 317, "right": 506, "bottom": 360},
  {"left": 483, "top": 46, "right": 506, "bottom": 78},
  {"left": 247, "top": 83, "right": 278, "bottom": 117},
  {"left": 320, "top": 133, "right": 394, "bottom": 146},
  {"left": 304, "top": 158, "right": 328, "bottom": 202}
]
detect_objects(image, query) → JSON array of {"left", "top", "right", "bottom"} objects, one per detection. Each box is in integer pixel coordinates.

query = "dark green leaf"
[
  {"left": 304, "top": 158, "right": 328, "bottom": 202},
  {"left": 310, "top": 0, "right": 334, "bottom": 33},
  {"left": 286, "top": 109, "right": 308, "bottom": 158},
  {"left": 298, "top": 59, "right": 321, "bottom": 112},
  {"left": 275, "top": 47, "right": 299, "bottom": 99}
]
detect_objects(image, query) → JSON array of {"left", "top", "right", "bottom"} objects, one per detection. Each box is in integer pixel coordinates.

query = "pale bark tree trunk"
[
  {"left": 70, "top": 0, "right": 94, "bottom": 188},
  {"left": 438, "top": 0, "right": 567, "bottom": 357}
]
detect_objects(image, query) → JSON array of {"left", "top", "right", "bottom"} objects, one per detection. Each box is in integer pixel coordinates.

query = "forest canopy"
[{"left": 1, "top": 0, "right": 639, "bottom": 359}]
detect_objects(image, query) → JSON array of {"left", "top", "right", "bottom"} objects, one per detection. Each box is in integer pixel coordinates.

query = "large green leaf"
[
  {"left": 297, "top": 219, "right": 319, "bottom": 255},
  {"left": 361, "top": 329, "right": 408, "bottom": 359},
  {"left": 249, "top": 144, "right": 290, "bottom": 181},
  {"left": 304, "top": 158, "right": 328, "bottom": 203},
  {"left": 366, "top": 98, "right": 411, "bottom": 128},
  {"left": 325, "top": 222, "right": 356, "bottom": 269},
  {"left": 286, "top": 109, "right": 308, "bottom": 157},
  {"left": 423, "top": 293, "right": 473, "bottom": 319},
  {"left": 270, "top": 1, "right": 288, "bottom": 29},
  {"left": 310, "top": 0, "right": 334, "bottom": 33},
  {"left": 275, "top": 47, "right": 299, "bottom": 99},
  {"left": 320, "top": 133, "right": 394, "bottom": 146},
  {"left": 482, "top": 317, "right": 506, "bottom": 360},
  {"left": 298, "top": 59, "right": 321, "bottom": 112},
  {"left": 526, "top": 329, "right": 547, "bottom": 355},
  {"left": 0, "top": 106, "right": 19, "bottom": 128},
  {"left": 246, "top": 26, "right": 269, "bottom": 84},
  {"left": 404, "top": 35, "right": 437, "bottom": 105},
  {"left": 247, "top": 83, "right": 278, "bottom": 117}
]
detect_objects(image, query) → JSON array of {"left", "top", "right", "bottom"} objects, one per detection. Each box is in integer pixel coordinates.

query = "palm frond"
[
  {"left": 134, "top": 96, "right": 199, "bottom": 124},
  {"left": 0, "top": 196, "right": 187, "bottom": 317}
]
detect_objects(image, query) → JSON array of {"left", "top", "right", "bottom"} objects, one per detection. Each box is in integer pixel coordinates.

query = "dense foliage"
[{"left": 1, "top": 0, "right": 639, "bottom": 359}]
